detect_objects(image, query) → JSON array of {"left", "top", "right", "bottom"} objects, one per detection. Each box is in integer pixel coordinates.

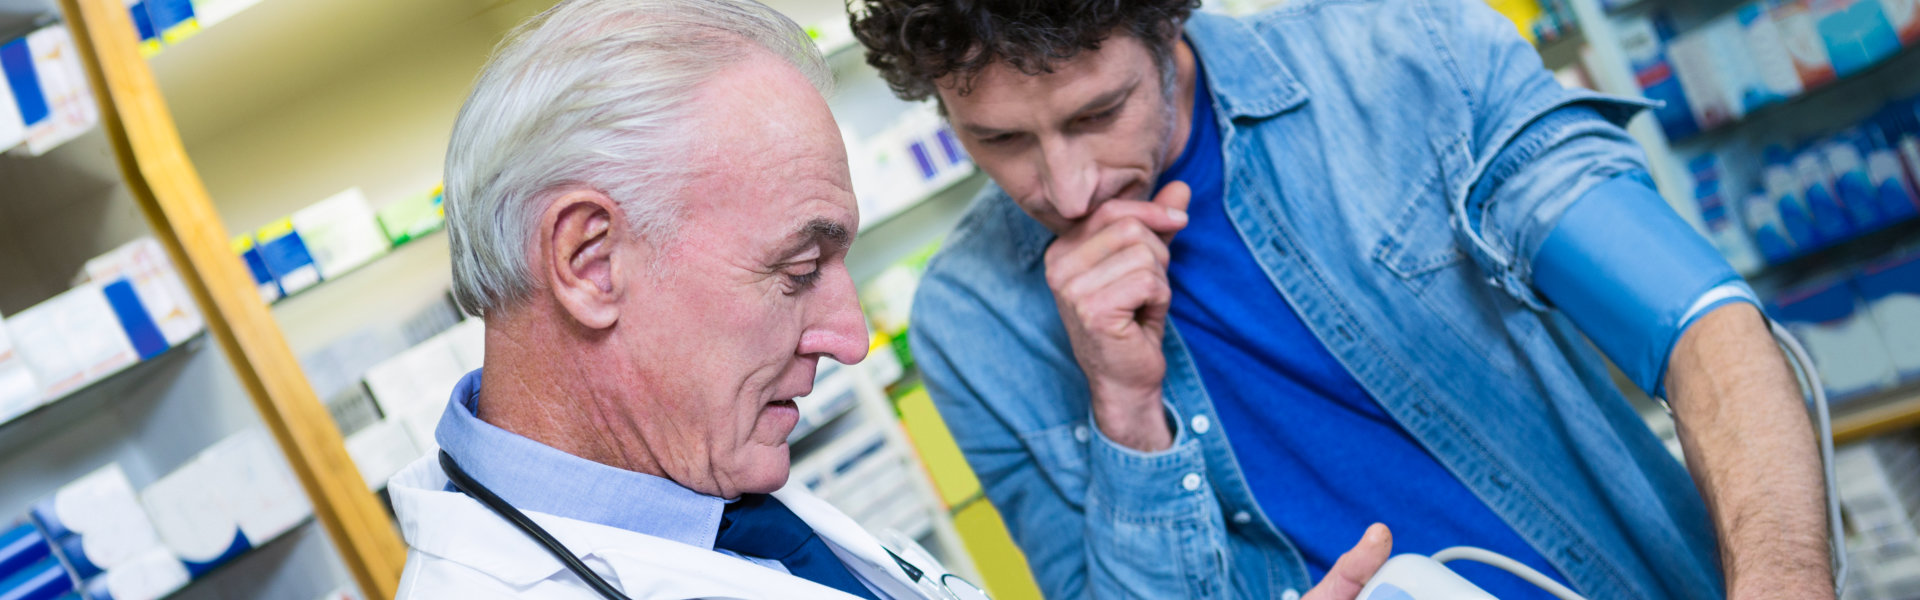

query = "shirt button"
[
  {"left": 1182, "top": 473, "right": 1202, "bottom": 491},
  {"left": 1191, "top": 415, "right": 1212, "bottom": 435},
  {"left": 1232, "top": 511, "right": 1252, "bottom": 525},
  {"left": 1282, "top": 589, "right": 1301, "bottom": 600},
  {"left": 1074, "top": 425, "right": 1090, "bottom": 443}
]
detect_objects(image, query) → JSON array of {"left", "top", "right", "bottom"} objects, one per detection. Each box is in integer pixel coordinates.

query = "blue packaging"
[
  {"left": 1769, "top": 278, "right": 1898, "bottom": 399},
  {"left": 0, "top": 38, "right": 46, "bottom": 128},
  {"left": 1764, "top": 147, "right": 1821, "bottom": 250},
  {"left": 0, "top": 557, "right": 71, "bottom": 600},
  {"left": 0, "top": 524, "right": 49, "bottom": 583},
  {"left": 252, "top": 224, "right": 320, "bottom": 296},
  {"left": 1792, "top": 145, "right": 1854, "bottom": 244},
  {"left": 1811, "top": 0, "right": 1901, "bottom": 76},
  {"left": 1864, "top": 120, "right": 1919, "bottom": 222},
  {"left": 1689, "top": 155, "right": 1765, "bottom": 271},
  {"left": 1620, "top": 16, "right": 1701, "bottom": 139},
  {"left": 1822, "top": 132, "right": 1884, "bottom": 230},
  {"left": 1857, "top": 252, "right": 1920, "bottom": 378},
  {"left": 1744, "top": 192, "right": 1799, "bottom": 262}
]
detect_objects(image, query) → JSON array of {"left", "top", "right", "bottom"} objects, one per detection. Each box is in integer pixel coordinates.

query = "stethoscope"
[{"left": 439, "top": 451, "right": 990, "bottom": 600}]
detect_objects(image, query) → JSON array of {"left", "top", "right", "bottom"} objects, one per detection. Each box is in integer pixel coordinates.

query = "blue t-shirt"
[{"left": 1159, "top": 62, "right": 1570, "bottom": 598}]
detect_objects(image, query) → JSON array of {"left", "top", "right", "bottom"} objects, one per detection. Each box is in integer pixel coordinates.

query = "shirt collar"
[
  {"left": 434, "top": 369, "right": 725, "bottom": 549},
  {"left": 1183, "top": 10, "right": 1308, "bottom": 120}
]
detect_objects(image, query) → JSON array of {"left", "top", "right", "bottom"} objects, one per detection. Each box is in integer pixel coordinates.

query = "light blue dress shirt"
[{"left": 436, "top": 369, "right": 726, "bottom": 547}]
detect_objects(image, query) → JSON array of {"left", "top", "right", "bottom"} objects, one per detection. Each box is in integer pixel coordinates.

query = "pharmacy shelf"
[
  {"left": 1668, "top": 42, "right": 1920, "bottom": 149},
  {"left": 1835, "top": 382, "right": 1920, "bottom": 445},
  {"left": 0, "top": 331, "right": 205, "bottom": 459},
  {"left": 155, "top": 514, "right": 317, "bottom": 600},
  {"left": 861, "top": 167, "right": 984, "bottom": 234},
  {"left": 1747, "top": 219, "right": 1920, "bottom": 288}
]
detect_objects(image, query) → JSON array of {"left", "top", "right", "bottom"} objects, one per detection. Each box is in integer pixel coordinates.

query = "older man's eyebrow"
[{"left": 773, "top": 218, "right": 851, "bottom": 260}]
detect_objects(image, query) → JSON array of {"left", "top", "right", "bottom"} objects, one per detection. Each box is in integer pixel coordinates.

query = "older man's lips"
[{"left": 763, "top": 399, "right": 800, "bottom": 433}]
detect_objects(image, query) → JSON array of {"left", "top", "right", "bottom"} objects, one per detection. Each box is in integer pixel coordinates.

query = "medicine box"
[
  {"left": 1772, "top": 0, "right": 1840, "bottom": 88},
  {"left": 79, "top": 546, "right": 188, "bottom": 600},
  {"left": 1857, "top": 251, "right": 1920, "bottom": 379},
  {"left": 0, "top": 50, "right": 26, "bottom": 151},
  {"left": 140, "top": 428, "right": 309, "bottom": 579},
  {"left": 8, "top": 283, "right": 140, "bottom": 400},
  {"left": 291, "top": 188, "right": 391, "bottom": 280},
  {"left": 0, "top": 315, "right": 42, "bottom": 424},
  {"left": 85, "top": 237, "right": 204, "bottom": 348},
  {"left": 0, "top": 521, "right": 52, "bottom": 582},
  {"left": 230, "top": 236, "right": 283, "bottom": 303},
  {"left": 0, "top": 556, "right": 73, "bottom": 600},
  {"left": 19, "top": 26, "right": 97, "bottom": 157},
  {"left": 31, "top": 465, "right": 166, "bottom": 581},
  {"left": 1769, "top": 278, "right": 1899, "bottom": 400},
  {"left": 253, "top": 219, "right": 321, "bottom": 296}
]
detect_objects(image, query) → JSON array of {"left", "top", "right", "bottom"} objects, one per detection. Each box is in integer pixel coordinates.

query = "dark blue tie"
[{"left": 713, "top": 494, "right": 881, "bottom": 599}]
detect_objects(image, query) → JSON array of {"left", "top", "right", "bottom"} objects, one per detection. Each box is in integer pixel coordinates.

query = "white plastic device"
[{"left": 1354, "top": 320, "right": 1846, "bottom": 599}]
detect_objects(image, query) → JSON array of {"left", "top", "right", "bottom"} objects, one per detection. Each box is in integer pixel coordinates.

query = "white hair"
[{"left": 444, "top": 0, "right": 832, "bottom": 317}]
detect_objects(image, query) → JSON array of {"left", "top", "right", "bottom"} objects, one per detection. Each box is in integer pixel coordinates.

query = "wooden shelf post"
[{"left": 53, "top": 0, "right": 409, "bottom": 597}]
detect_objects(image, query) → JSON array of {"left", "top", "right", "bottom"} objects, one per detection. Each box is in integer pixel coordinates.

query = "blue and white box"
[
  {"left": 141, "top": 428, "right": 309, "bottom": 578},
  {"left": 253, "top": 220, "right": 321, "bottom": 296},
  {"left": 78, "top": 547, "right": 187, "bottom": 600},
  {"left": 1858, "top": 252, "right": 1920, "bottom": 379},
  {"left": 0, "top": 521, "right": 52, "bottom": 583},
  {"left": 7, "top": 284, "right": 140, "bottom": 400},
  {"left": 1769, "top": 278, "right": 1900, "bottom": 400},
  {"left": 0, "top": 316, "right": 42, "bottom": 424},
  {"left": 0, "top": 556, "right": 72, "bottom": 600},
  {"left": 31, "top": 465, "right": 165, "bottom": 581}
]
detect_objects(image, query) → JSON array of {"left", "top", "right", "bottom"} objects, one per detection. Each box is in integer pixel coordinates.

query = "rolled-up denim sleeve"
[{"left": 1422, "top": 0, "right": 1657, "bottom": 309}]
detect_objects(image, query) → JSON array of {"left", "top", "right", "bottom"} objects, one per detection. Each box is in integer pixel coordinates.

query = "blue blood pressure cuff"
[{"left": 1532, "top": 171, "right": 1759, "bottom": 399}]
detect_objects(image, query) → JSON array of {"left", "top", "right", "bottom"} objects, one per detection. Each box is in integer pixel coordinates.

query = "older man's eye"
[{"left": 784, "top": 264, "right": 822, "bottom": 293}]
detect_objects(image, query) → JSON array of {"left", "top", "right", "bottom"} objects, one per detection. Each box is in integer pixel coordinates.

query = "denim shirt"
[{"left": 906, "top": 2, "right": 1723, "bottom": 599}]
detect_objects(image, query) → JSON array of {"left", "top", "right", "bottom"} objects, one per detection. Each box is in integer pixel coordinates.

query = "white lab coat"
[{"left": 388, "top": 456, "right": 963, "bottom": 600}]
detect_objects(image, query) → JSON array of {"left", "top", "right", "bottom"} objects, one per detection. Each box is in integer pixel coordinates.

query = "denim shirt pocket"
[
  {"left": 1372, "top": 133, "right": 1528, "bottom": 381},
  {"left": 1373, "top": 134, "right": 1472, "bottom": 285},
  {"left": 1021, "top": 421, "right": 1091, "bottom": 511}
]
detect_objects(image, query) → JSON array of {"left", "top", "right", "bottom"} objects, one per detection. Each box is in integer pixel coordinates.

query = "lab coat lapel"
[
  {"left": 392, "top": 457, "right": 872, "bottom": 600},
  {"left": 773, "top": 482, "right": 928, "bottom": 599}
]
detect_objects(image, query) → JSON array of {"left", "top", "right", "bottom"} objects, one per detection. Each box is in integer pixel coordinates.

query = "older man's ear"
[{"left": 543, "top": 189, "right": 626, "bottom": 331}]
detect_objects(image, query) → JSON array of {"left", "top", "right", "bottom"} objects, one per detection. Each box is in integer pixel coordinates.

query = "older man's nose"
[{"left": 799, "top": 273, "right": 871, "bottom": 365}]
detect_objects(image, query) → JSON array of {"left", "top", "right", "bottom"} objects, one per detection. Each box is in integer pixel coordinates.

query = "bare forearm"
[{"left": 1665, "top": 303, "right": 1832, "bottom": 599}]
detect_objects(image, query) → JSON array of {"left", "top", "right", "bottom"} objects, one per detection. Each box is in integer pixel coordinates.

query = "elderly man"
[{"left": 386, "top": 0, "right": 1394, "bottom": 598}]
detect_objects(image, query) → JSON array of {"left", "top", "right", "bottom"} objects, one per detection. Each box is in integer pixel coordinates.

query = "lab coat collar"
[{"left": 390, "top": 457, "right": 930, "bottom": 599}]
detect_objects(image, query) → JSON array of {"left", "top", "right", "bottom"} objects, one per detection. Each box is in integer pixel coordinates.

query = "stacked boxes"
[
  {"left": 141, "top": 429, "right": 309, "bottom": 579},
  {"left": 11, "top": 435, "right": 316, "bottom": 600},
  {"left": 1629, "top": 0, "right": 1918, "bottom": 140},
  {"left": 0, "top": 237, "right": 204, "bottom": 426},
  {"left": 1766, "top": 248, "right": 1920, "bottom": 402},
  {"left": 233, "top": 183, "right": 446, "bottom": 305},
  {"left": 33, "top": 465, "right": 189, "bottom": 600},
  {"left": 1837, "top": 434, "right": 1920, "bottom": 599},
  {"left": 1688, "top": 99, "right": 1920, "bottom": 267}
]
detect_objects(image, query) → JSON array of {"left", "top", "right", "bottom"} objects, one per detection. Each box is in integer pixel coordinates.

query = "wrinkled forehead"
[{"left": 672, "top": 54, "right": 856, "bottom": 250}]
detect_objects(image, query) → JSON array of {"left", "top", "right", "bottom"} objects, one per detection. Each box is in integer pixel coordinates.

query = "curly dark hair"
[{"left": 848, "top": 0, "right": 1201, "bottom": 102}]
